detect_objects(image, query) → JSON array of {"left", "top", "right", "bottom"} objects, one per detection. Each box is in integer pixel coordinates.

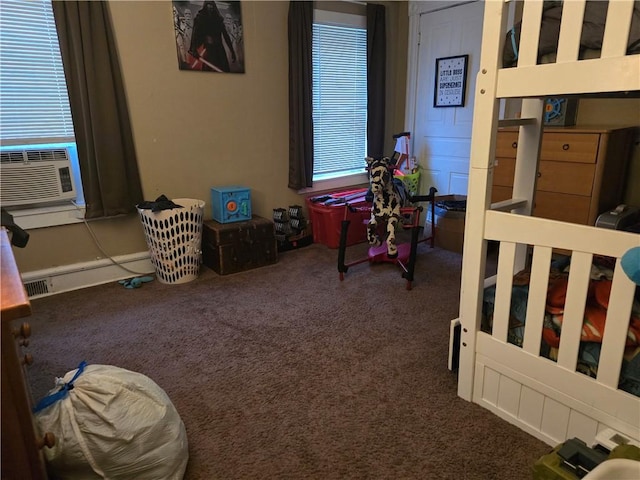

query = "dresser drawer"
[
  {"left": 490, "top": 187, "right": 591, "bottom": 223},
  {"left": 493, "top": 158, "right": 595, "bottom": 196},
  {"left": 537, "top": 161, "right": 595, "bottom": 196},
  {"left": 533, "top": 191, "right": 591, "bottom": 224},
  {"left": 497, "top": 131, "right": 600, "bottom": 164},
  {"left": 539, "top": 133, "right": 599, "bottom": 163},
  {"left": 491, "top": 185, "right": 513, "bottom": 204},
  {"left": 495, "top": 132, "right": 519, "bottom": 158},
  {"left": 493, "top": 157, "right": 515, "bottom": 187}
]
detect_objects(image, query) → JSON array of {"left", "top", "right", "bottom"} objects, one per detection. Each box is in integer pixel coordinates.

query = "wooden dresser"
[
  {"left": 492, "top": 126, "right": 637, "bottom": 225},
  {"left": 1, "top": 228, "right": 52, "bottom": 479}
]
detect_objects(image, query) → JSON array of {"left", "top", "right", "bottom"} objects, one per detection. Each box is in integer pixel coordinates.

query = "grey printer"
[{"left": 595, "top": 204, "right": 640, "bottom": 230}]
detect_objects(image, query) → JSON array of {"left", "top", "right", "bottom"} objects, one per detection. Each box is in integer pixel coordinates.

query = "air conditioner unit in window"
[{"left": 0, "top": 148, "right": 76, "bottom": 207}]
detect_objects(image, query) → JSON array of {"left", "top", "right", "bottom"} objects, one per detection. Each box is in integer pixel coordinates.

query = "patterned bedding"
[{"left": 482, "top": 255, "right": 640, "bottom": 397}]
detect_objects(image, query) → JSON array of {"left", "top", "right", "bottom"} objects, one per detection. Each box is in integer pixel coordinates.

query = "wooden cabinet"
[
  {"left": 1, "top": 228, "right": 51, "bottom": 479},
  {"left": 492, "top": 126, "right": 637, "bottom": 225}
]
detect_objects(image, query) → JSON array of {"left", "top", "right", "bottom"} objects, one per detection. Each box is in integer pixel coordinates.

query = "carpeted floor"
[{"left": 26, "top": 239, "right": 549, "bottom": 479}]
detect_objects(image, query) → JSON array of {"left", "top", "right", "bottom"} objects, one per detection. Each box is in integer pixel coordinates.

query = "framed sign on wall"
[
  {"left": 172, "top": 1, "right": 245, "bottom": 73},
  {"left": 434, "top": 54, "right": 469, "bottom": 107}
]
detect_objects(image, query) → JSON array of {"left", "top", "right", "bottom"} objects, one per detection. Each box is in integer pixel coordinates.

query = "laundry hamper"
[
  {"left": 137, "top": 198, "right": 205, "bottom": 284},
  {"left": 396, "top": 169, "right": 420, "bottom": 197}
]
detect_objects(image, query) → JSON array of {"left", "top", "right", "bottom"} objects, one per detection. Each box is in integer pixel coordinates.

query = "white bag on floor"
[{"left": 35, "top": 363, "right": 188, "bottom": 480}]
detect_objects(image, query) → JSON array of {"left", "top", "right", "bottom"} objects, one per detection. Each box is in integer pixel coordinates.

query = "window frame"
[
  {"left": 305, "top": 8, "right": 368, "bottom": 193},
  {"left": 0, "top": 0, "right": 85, "bottom": 228}
]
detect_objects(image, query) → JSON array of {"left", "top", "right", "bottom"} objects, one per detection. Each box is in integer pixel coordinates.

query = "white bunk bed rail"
[{"left": 457, "top": 0, "right": 640, "bottom": 448}]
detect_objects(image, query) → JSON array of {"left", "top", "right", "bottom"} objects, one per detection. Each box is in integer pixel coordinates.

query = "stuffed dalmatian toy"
[{"left": 365, "top": 156, "right": 409, "bottom": 258}]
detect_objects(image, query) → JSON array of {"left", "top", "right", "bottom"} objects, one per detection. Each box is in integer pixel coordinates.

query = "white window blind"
[
  {"left": 312, "top": 12, "right": 367, "bottom": 181},
  {"left": 0, "top": 0, "right": 75, "bottom": 145}
]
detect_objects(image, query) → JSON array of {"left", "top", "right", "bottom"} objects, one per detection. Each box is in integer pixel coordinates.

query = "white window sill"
[
  {"left": 7, "top": 202, "right": 85, "bottom": 230},
  {"left": 298, "top": 172, "right": 369, "bottom": 195}
]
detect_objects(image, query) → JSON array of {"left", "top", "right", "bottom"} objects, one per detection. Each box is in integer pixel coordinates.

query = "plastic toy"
[
  {"left": 621, "top": 246, "right": 640, "bottom": 285},
  {"left": 365, "top": 156, "right": 409, "bottom": 258}
]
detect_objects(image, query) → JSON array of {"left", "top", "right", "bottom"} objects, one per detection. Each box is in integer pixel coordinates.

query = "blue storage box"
[{"left": 211, "top": 186, "right": 251, "bottom": 223}]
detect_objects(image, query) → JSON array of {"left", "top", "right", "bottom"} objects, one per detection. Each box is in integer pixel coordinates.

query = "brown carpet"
[{"left": 26, "top": 239, "right": 549, "bottom": 479}]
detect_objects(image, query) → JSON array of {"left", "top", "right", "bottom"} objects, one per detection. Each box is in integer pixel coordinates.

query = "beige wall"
[
  {"left": 12, "top": 1, "right": 636, "bottom": 274},
  {"left": 13, "top": 0, "right": 409, "bottom": 273}
]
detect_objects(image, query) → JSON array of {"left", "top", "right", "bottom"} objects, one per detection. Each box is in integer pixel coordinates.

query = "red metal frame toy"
[{"left": 337, "top": 187, "right": 437, "bottom": 290}]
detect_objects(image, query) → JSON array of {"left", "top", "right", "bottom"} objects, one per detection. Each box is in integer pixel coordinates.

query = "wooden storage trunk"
[{"left": 202, "top": 216, "right": 277, "bottom": 275}]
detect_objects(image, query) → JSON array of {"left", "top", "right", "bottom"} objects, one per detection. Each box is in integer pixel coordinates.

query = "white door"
[{"left": 411, "top": 1, "right": 484, "bottom": 196}]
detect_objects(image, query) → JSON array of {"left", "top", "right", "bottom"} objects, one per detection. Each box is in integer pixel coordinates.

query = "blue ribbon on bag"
[{"left": 33, "top": 361, "right": 88, "bottom": 414}]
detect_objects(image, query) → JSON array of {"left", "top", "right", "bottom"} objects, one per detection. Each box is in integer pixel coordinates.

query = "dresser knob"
[
  {"left": 537, "top": 172, "right": 542, "bottom": 178},
  {"left": 511, "top": 141, "right": 518, "bottom": 149},
  {"left": 37, "top": 432, "right": 56, "bottom": 449},
  {"left": 562, "top": 143, "right": 570, "bottom": 150},
  {"left": 12, "top": 322, "right": 31, "bottom": 339},
  {"left": 22, "top": 353, "right": 34, "bottom": 366}
]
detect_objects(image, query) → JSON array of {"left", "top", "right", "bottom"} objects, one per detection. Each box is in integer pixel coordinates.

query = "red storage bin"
[{"left": 306, "top": 188, "right": 371, "bottom": 249}]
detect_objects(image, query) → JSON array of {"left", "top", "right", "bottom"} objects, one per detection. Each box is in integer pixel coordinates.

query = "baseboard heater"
[{"left": 21, "top": 252, "right": 154, "bottom": 299}]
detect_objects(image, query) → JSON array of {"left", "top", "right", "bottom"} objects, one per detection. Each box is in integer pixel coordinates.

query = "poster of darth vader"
[{"left": 172, "top": 1, "right": 244, "bottom": 73}]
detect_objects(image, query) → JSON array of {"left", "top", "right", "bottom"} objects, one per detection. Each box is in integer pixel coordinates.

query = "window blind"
[
  {"left": 0, "top": 0, "right": 75, "bottom": 145},
  {"left": 312, "top": 21, "right": 367, "bottom": 180}
]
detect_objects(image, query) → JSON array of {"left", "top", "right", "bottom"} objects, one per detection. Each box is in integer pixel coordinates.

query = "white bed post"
[
  {"left": 510, "top": 98, "right": 544, "bottom": 273},
  {"left": 457, "top": 0, "right": 509, "bottom": 402},
  {"left": 508, "top": 0, "right": 546, "bottom": 270}
]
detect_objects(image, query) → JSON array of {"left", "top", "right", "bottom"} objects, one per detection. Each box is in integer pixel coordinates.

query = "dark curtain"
[
  {"left": 52, "top": 1, "right": 143, "bottom": 218},
  {"left": 367, "top": 3, "right": 386, "bottom": 159},
  {"left": 287, "top": 1, "right": 314, "bottom": 190},
  {"left": 287, "top": 2, "right": 386, "bottom": 188}
]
